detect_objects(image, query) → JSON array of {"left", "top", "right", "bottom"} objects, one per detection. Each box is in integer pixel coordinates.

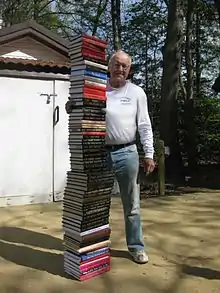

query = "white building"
[{"left": 0, "top": 20, "right": 71, "bottom": 207}]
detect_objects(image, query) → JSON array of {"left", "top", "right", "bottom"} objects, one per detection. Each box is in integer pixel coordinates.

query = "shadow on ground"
[
  {"left": 0, "top": 227, "right": 131, "bottom": 279},
  {"left": 182, "top": 264, "right": 220, "bottom": 280},
  {"left": 0, "top": 227, "right": 62, "bottom": 250},
  {"left": 0, "top": 239, "right": 67, "bottom": 278}
]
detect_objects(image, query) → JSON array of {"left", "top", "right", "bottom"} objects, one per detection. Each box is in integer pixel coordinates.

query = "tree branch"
[
  {"left": 38, "top": 0, "right": 56, "bottom": 14},
  {"left": 92, "top": 0, "right": 109, "bottom": 35}
]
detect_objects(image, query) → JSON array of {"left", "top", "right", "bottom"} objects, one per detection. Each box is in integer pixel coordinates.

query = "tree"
[
  {"left": 111, "top": 0, "right": 121, "bottom": 50},
  {"left": 160, "top": 0, "right": 185, "bottom": 183},
  {"left": 214, "top": 0, "right": 220, "bottom": 24},
  {"left": 184, "top": 0, "right": 198, "bottom": 174},
  {"left": 212, "top": 0, "right": 220, "bottom": 91}
]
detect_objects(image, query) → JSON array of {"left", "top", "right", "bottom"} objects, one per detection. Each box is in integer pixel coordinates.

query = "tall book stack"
[{"left": 63, "top": 34, "right": 114, "bottom": 281}]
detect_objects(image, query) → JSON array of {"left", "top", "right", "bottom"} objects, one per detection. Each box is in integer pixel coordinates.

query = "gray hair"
[{"left": 108, "top": 50, "right": 132, "bottom": 68}]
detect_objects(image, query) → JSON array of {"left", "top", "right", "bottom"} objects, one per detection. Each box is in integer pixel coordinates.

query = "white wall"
[{"left": 0, "top": 77, "right": 70, "bottom": 207}]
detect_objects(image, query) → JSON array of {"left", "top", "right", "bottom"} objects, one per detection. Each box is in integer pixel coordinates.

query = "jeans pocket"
[{"left": 126, "top": 144, "right": 138, "bottom": 153}]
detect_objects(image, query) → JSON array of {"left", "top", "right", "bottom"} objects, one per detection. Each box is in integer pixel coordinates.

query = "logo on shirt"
[{"left": 120, "top": 97, "right": 131, "bottom": 105}]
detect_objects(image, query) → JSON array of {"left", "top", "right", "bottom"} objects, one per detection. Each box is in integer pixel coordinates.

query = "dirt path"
[{"left": 0, "top": 192, "right": 219, "bottom": 293}]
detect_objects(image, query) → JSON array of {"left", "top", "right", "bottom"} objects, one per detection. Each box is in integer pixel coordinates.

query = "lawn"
[{"left": 0, "top": 192, "right": 219, "bottom": 293}]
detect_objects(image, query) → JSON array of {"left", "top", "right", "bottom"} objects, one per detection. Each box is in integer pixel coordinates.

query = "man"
[{"left": 66, "top": 50, "right": 155, "bottom": 264}]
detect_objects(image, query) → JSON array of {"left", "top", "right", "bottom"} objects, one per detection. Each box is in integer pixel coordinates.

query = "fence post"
[{"left": 157, "top": 139, "right": 165, "bottom": 196}]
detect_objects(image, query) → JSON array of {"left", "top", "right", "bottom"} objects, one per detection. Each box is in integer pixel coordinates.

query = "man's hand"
[
  {"left": 143, "top": 158, "right": 155, "bottom": 175},
  {"left": 65, "top": 100, "right": 75, "bottom": 114}
]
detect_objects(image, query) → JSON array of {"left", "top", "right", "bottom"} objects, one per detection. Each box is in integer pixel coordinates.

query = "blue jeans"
[{"left": 107, "top": 144, "right": 145, "bottom": 252}]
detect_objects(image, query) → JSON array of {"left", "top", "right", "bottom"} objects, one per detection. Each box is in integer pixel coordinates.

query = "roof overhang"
[{"left": 0, "top": 20, "right": 69, "bottom": 57}]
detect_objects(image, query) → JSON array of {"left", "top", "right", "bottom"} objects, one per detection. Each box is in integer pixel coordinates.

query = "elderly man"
[{"left": 66, "top": 50, "right": 155, "bottom": 264}]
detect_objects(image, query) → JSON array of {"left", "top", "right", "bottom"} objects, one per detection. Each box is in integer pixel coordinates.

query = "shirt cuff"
[{"left": 144, "top": 152, "right": 154, "bottom": 159}]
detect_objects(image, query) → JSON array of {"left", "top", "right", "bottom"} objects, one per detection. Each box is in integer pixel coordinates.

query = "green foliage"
[
  {"left": 55, "top": 0, "right": 111, "bottom": 39},
  {"left": 195, "top": 95, "right": 220, "bottom": 162},
  {"left": 121, "top": 0, "right": 167, "bottom": 89},
  {"left": 176, "top": 93, "right": 220, "bottom": 164},
  {"left": 1, "top": 0, "right": 61, "bottom": 32}
]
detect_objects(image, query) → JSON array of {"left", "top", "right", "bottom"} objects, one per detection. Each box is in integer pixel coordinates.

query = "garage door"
[{"left": 0, "top": 77, "right": 53, "bottom": 206}]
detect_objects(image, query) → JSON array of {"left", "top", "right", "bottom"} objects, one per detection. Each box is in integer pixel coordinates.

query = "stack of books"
[{"left": 63, "top": 34, "right": 114, "bottom": 281}]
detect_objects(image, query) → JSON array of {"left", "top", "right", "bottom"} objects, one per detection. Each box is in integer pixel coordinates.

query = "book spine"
[
  {"left": 81, "top": 247, "right": 109, "bottom": 261},
  {"left": 85, "top": 70, "right": 107, "bottom": 80},
  {"left": 78, "top": 240, "right": 111, "bottom": 253},
  {"left": 85, "top": 60, "right": 108, "bottom": 70},
  {"left": 80, "top": 265, "right": 110, "bottom": 281},
  {"left": 83, "top": 93, "right": 106, "bottom": 101},
  {"left": 80, "top": 255, "right": 110, "bottom": 271},
  {"left": 83, "top": 52, "right": 107, "bottom": 62},
  {"left": 85, "top": 76, "right": 107, "bottom": 84},
  {"left": 83, "top": 87, "right": 106, "bottom": 97},
  {"left": 85, "top": 83, "right": 107, "bottom": 91},
  {"left": 81, "top": 250, "right": 110, "bottom": 262},
  {"left": 81, "top": 131, "right": 106, "bottom": 136},
  {"left": 80, "top": 224, "right": 109, "bottom": 236},
  {"left": 85, "top": 80, "right": 106, "bottom": 89},
  {"left": 82, "top": 35, "right": 107, "bottom": 47},
  {"left": 82, "top": 48, "right": 106, "bottom": 57}
]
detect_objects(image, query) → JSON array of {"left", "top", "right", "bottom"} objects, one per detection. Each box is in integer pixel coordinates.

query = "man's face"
[{"left": 109, "top": 53, "right": 131, "bottom": 82}]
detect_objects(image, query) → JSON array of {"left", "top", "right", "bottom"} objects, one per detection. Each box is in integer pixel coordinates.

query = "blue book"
[
  {"left": 81, "top": 247, "right": 109, "bottom": 261},
  {"left": 71, "top": 69, "right": 107, "bottom": 80}
]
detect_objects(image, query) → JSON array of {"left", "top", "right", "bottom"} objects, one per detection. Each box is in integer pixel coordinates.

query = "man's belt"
[{"left": 105, "top": 141, "right": 136, "bottom": 151}]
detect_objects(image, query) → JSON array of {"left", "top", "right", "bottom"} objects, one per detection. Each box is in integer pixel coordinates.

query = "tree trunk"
[
  {"left": 111, "top": 0, "right": 121, "bottom": 50},
  {"left": 160, "top": 0, "right": 185, "bottom": 184},
  {"left": 184, "top": 0, "right": 198, "bottom": 175},
  {"left": 214, "top": 0, "right": 220, "bottom": 25},
  {"left": 195, "top": 3, "right": 201, "bottom": 97},
  {"left": 213, "top": 1, "right": 220, "bottom": 92}
]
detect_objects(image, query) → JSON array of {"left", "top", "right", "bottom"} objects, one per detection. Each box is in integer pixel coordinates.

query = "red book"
[
  {"left": 71, "top": 42, "right": 106, "bottom": 54},
  {"left": 81, "top": 34, "right": 107, "bottom": 48},
  {"left": 83, "top": 51, "right": 105, "bottom": 59},
  {"left": 82, "top": 131, "right": 106, "bottom": 136},
  {"left": 70, "top": 34, "right": 107, "bottom": 49},
  {"left": 70, "top": 45, "right": 106, "bottom": 57},
  {"left": 80, "top": 255, "right": 110, "bottom": 273},
  {"left": 82, "top": 43, "right": 106, "bottom": 53},
  {"left": 80, "top": 265, "right": 110, "bottom": 281},
  {"left": 85, "top": 83, "right": 106, "bottom": 92},
  {"left": 82, "top": 47, "right": 105, "bottom": 56},
  {"left": 82, "top": 48, "right": 106, "bottom": 59},
  {"left": 82, "top": 51, "right": 106, "bottom": 62},
  {"left": 70, "top": 51, "right": 106, "bottom": 63},
  {"left": 84, "top": 86, "right": 106, "bottom": 97},
  {"left": 83, "top": 93, "right": 106, "bottom": 101},
  {"left": 65, "top": 263, "right": 110, "bottom": 281}
]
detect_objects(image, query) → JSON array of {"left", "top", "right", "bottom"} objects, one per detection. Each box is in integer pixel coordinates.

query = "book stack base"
[{"left": 63, "top": 34, "right": 114, "bottom": 281}]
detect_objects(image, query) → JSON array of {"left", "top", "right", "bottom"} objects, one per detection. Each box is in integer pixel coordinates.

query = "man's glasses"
[{"left": 114, "top": 63, "right": 130, "bottom": 70}]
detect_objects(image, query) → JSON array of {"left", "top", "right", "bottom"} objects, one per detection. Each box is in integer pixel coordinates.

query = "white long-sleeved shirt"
[{"left": 105, "top": 80, "right": 154, "bottom": 159}]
